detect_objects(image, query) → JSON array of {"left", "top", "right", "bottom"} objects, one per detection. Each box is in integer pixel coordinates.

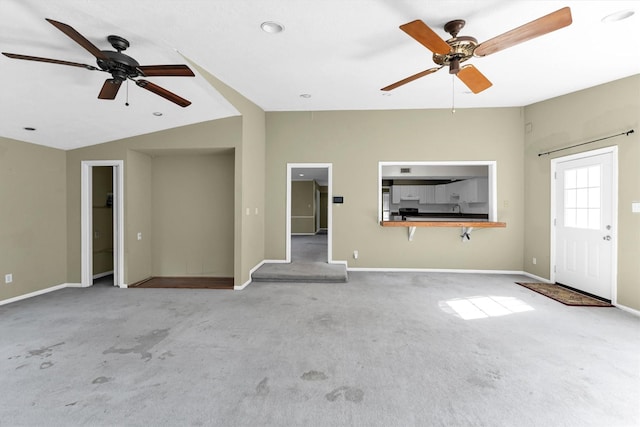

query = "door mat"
[
  {"left": 515, "top": 282, "right": 613, "bottom": 307},
  {"left": 130, "top": 277, "right": 234, "bottom": 290}
]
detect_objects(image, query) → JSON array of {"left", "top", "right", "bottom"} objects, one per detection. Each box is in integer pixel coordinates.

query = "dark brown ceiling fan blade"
[
  {"left": 98, "top": 79, "right": 122, "bottom": 99},
  {"left": 137, "top": 65, "right": 195, "bottom": 77},
  {"left": 45, "top": 18, "right": 109, "bottom": 60},
  {"left": 2, "top": 52, "right": 97, "bottom": 70},
  {"left": 474, "top": 7, "right": 572, "bottom": 57},
  {"left": 381, "top": 66, "right": 443, "bottom": 91},
  {"left": 456, "top": 65, "right": 492, "bottom": 94},
  {"left": 400, "top": 20, "right": 451, "bottom": 55},
  {"left": 135, "top": 79, "right": 191, "bottom": 107}
]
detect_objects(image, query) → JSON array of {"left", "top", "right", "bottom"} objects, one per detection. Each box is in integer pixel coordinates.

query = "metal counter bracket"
[
  {"left": 460, "top": 227, "right": 473, "bottom": 242},
  {"left": 408, "top": 226, "right": 417, "bottom": 241}
]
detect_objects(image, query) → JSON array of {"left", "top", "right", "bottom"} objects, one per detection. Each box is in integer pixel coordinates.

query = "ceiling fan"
[
  {"left": 381, "top": 7, "right": 572, "bottom": 94},
  {"left": 2, "top": 18, "right": 195, "bottom": 107}
]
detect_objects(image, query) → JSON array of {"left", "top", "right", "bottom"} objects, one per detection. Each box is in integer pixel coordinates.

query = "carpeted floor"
[
  {"left": 515, "top": 282, "right": 613, "bottom": 307},
  {"left": 253, "top": 233, "right": 347, "bottom": 282},
  {"left": 1, "top": 272, "right": 638, "bottom": 426}
]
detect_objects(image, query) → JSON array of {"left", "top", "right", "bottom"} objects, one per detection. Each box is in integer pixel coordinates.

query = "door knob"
[{"left": 603, "top": 235, "right": 611, "bottom": 241}]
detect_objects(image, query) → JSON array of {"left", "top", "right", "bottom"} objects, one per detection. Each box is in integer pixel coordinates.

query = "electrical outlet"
[
  {"left": 5, "top": 274, "right": 13, "bottom": 284},
  {"left": 94, "top": 231, "right": 100, "bottom": 239},
  {"left": 532, "top": 257, "right": 537, "bottom": 265},
  {"left": 137, "top": 232, "right": 142, "bottom": 241},
  {"left": 353, "top": 250, "right": 359, "bottom": 259}
]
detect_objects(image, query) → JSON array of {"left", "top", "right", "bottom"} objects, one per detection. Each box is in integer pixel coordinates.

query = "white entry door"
[{"left": 554, "top": 150, "right": 615, "bottom": 299}]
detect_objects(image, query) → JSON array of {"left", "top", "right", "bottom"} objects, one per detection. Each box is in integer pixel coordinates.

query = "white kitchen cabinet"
[
  {"left": 447, "top": 180, "right": 465, "bottom": 203},
  {"left": 463, "top": 177, "right": 488, "bottom": 203},
  {"left": 435, "top": 184, "right": 448, "bottom": 203},
  {"left": 391, "top": 185, "right": 401, "bottom": 204},
  {"left": 392, "top": 185, "right": 428, "bottom": 204},
  {"left": 424, "top": 185, "right": 436, "bottom": 204}
]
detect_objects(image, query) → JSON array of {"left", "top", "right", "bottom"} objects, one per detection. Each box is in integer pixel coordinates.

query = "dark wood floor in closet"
[{"left": 130, "top": 277, "right": 234, "bottom": 290}]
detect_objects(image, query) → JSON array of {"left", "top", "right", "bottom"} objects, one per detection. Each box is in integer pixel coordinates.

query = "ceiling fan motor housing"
[
  {"left": 433, "top": 35, "right": 477, "bottom": 74},
  {"left": 97, "top": 49, "right": 141, "bottom": 81}
]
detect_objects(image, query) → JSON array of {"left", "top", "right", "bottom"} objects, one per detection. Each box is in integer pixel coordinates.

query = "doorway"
[
  {"left": 286, "top": 163, "right": 332, "bottom": 263},
  {"left": 551, "top": 147, "right": 617, "bottom": 301},
  {"left": 92, "top": 166, "right": 114, "bottom": 285},
  {"left": 81, "top": 160, "right": 124, "bottom": 288}
]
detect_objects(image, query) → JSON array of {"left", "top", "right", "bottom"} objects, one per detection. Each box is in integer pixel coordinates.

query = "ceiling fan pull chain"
[
  {"left": 125, "top": 79, "right": 130, "bottom": 106},
  {"left": 451, "top": 76, "right": 456, "bottom": 114}
]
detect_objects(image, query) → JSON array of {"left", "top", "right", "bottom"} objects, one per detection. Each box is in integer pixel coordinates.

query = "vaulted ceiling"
[{"left": 1, "top": 1, "right": 638, "bottom": 150}]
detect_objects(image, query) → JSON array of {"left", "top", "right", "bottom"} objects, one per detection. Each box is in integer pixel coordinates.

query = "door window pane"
[{"left": 563, "top": 165, "right": 601, "bottom": 230}]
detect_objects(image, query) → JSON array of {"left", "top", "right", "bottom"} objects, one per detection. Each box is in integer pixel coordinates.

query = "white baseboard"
[
  {"left": 1, "top": 283, "right": 69, "bottom": 306},
  {"left": 615, "top": 303, "right": 640, "bottom": 317},
  {"left": 65, "top": 282, "right": 85, "bottom": 288},
  {"left": 347, "top": 267, "right": 529, "bottom": 276},
  {"left": 0, "top": 280, "right": 133, "bottom": 306},
  {"left": 235, "top": 260, "right": 276, "bottom": 291},
  {"left": 521, "top": 272, "right": 553, "bottom": 283}
]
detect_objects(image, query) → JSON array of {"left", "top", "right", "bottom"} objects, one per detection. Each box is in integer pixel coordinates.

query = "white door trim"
[
  {"left": 286, "top": 163, "right": 332, "bottom": 263},
  {"left": 550, "top": 146, "right": 618, "bottom": 302},
  {"left": 81, "top": 160, "right": 125, "bottom": 288}
]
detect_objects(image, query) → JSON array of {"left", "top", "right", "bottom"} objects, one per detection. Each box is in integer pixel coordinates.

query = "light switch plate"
[{"left": 632, "top": 202, "right": 640, "bottom": 213}]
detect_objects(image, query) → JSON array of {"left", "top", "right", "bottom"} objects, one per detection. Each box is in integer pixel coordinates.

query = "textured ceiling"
[{"left": 1, "top": 1, "right": 638, "bottom": 150}]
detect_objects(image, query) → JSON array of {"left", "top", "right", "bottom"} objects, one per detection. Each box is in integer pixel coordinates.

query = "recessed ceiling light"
[
  {"left": 299, "top": 173, "right": 304, "bottom": 177},
  {"left": 602, "top": 10, "right": 635, "bottom": 23},
  {"left": 23, "top": 127, "right": 36, "bottom": 131},
  {"left": 299, "top": 93, "right": 311, "bottom": 98},
  {"left": 152, "top": 112, "right": 163, "bottom": 116},
  {"left": 381, "top": 92, "right": 392, "bottom": 96},
  {"left": 261, "top": 21, "right": 284, "bottom": 33}
]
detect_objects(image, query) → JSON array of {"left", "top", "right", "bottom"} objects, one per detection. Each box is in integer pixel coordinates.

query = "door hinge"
[
  {"left": 553, "top": 218, "right": 556, "bottom": 226},
  {"left": 554, "top": 265, "right": 556, "bottom": 273}
]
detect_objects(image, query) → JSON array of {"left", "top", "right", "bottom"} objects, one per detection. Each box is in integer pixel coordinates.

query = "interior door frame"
[
  {"left": 550, "top": 146, "right": 618, "bottom": 302},
  {"left": 286, "top": 163, "right": 332, "bottom": 263},
  {"left": 81, "top": 160, "right": 125, "bottom": 288}
]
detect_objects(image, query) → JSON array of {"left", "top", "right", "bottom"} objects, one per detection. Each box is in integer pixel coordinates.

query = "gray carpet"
[
  {"left": 253, "top": 234, "right": 348, "bottom": 282},
  {"left": 1, "top": 272, "right": 638, "bottom": 426},
  {"left": 252, "top": 261, "right": 348, "bottom": 282},
  {"left": 291, "top": 234, "right": 327, "bottom": 263}
]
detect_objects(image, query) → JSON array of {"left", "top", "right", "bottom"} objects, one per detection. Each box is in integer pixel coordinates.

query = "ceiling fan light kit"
[
  {"left": 2, "top": 18, "right": 196, "bottom": 107},
  {"left": 382, "top": 7, "right": 573, "bottom": 94}
]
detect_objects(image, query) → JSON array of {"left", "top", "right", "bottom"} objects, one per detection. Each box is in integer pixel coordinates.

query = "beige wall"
[
  {"left": 524, "top": 74, "right": 640, "bottom": 310},
  {"left": 66, "top": 118, "right": 242, "bottom": 285},
  {"left": 191, "top": 62, "right": 266, "bottom": 285},
  {"left": 126, "top": 149, "right": 153, "bottom": 284},
  {"left": 4, "top": 64, "right": 635, "bottom": 309},
  {"left": 0, "top": 137, "right": 67, "bottom": 300},
  {"left": 291, "top": 181, "right": 315, "bottom": 233},
  {"left": 66, "top": 56, "right": 266, "bottom": 288},
  {"left": 265, "top": 108, "right": 525, "bottom": 270},
  {"left": 151, "top": 152, "right": 234, "bottom": 277}
]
